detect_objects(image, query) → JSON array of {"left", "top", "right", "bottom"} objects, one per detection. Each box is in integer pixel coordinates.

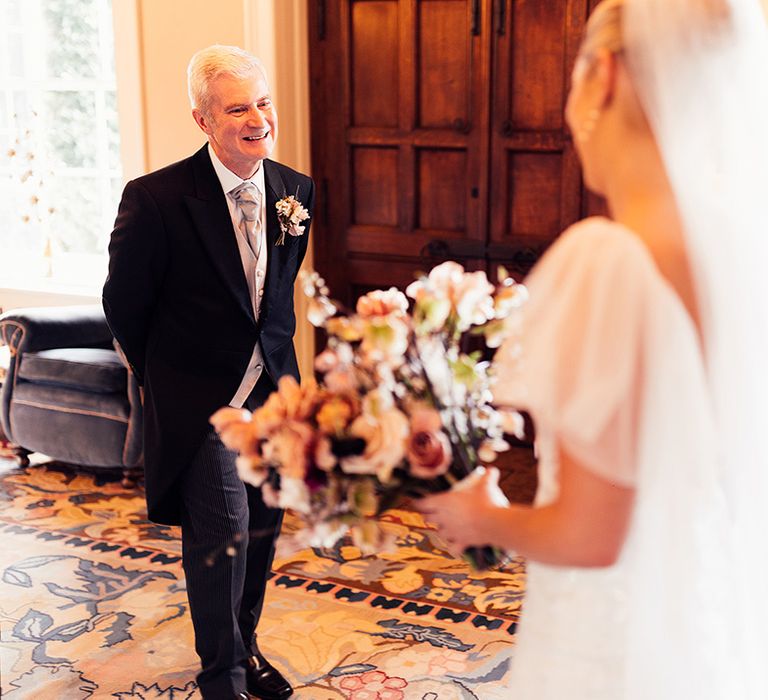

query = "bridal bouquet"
[{"left": 211, "top": 262, "right": 527, "bottom": 569}]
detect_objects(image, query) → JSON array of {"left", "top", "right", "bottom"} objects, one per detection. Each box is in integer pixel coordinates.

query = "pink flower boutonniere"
[{"left": 275, "top": 190, "right": 310, "bottom": 246}]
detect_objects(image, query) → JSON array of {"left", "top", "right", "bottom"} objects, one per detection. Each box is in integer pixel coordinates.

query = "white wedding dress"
[{"left": 493, "top": 217, "right": 739, "bottom": 699}]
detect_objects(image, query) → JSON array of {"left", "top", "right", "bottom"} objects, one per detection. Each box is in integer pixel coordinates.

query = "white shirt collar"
[{"left": 207, "top": 142, "right": 265, "bottom": 198}]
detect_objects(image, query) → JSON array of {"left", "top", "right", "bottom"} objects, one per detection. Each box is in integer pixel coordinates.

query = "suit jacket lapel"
[
  {"left": 184, "top": 146, "right": 256, "bottom": 325},
  {"left": 263, "top": 160, "right": 289, "bottom": 318}
]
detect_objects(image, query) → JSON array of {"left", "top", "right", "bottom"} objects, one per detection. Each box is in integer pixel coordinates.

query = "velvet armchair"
[{"left": 0, "top": 305, "right": 143, "bottom": 486}]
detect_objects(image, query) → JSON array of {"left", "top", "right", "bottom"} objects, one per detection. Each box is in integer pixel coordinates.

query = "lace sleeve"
[{"left": 493, "top": 218, "right": 655, "bottom": 487}]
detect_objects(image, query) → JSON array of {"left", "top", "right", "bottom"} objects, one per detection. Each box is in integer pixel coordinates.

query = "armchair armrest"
[{"left": 0, "top": 305, "right": 113, "bottom": 355}]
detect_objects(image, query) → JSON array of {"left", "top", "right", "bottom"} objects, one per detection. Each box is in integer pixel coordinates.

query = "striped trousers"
[{"left": 179, "top": 376, "right": 282, "bottom": 699}]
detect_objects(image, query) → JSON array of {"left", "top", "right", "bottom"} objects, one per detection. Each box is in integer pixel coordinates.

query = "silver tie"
[{"left": 230, "top": 182, "right": 262, "bottom": 258}]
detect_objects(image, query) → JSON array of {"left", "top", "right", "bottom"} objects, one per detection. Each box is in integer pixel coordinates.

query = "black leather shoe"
[{"left": 245, "top": 652, "right": 293, "bottom": 700}]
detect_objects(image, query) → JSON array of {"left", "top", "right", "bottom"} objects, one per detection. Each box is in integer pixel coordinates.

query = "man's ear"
[
  {"left": 192, "top": 109, "right": 212, "bottom": 135},
  {"left": 591, "top": 48, "right": 618, "bottom": 110}
]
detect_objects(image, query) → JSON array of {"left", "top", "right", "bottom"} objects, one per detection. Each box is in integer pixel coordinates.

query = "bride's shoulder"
[
  {"left": 557, "top": 216, "right": 651, "bottom": 258},
  {"left": 529, "top": 216, "right": 657, "bottom": 286}
]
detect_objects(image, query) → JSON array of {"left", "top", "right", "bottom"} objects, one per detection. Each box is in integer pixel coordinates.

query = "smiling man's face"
[{"left": 193, "top": 70, "right": 278, "bottom": 179}]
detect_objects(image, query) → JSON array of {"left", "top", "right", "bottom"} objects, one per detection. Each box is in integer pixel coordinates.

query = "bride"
[{"left": 419, "top": 0, "right": 768, "bottom": 697}]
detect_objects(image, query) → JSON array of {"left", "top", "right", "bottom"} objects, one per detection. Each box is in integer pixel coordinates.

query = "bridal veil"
[{"left": 624, "top": 0, "right": 768, "bottom": 695}]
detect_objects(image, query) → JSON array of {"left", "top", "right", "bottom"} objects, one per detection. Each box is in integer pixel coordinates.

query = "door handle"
[
  {"left": 486, "top": 243, "right": 544, "bottom": 272},
  {"left": 452, "top": 117, "right": 471, "bottom": 134}
]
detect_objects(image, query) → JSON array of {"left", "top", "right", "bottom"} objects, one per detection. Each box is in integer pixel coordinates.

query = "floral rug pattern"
[{"left": 0, "top": 462, "right": 522, "bottom": 698}]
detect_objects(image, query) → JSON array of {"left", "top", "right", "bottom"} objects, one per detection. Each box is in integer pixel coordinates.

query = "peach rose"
[
  {"left": 209, "top": 407, "right": 258, "bottom": 452},
  {"left": 252, "top": 376, "right": 319, "bottom": 435},
  {"left": 356, "top": 288, "right": 409, "bottom": 318},
  {"left": 268, "top": 420, "right": 314, "bottom": 480},
  {"left": 316, "top": 396, "right": 355, "bottom": 435},
  {"left": 326, "top": 316, "right": 364, "bottom": 342},
  {"left": 341, "top": 409, "right": 409, "bottom": 482},
  {"left": 209, "top": 406, "right": 251, "bottom": 431},
  {"left": 314, "top": 436, "right": 337, "bottom": 471}
]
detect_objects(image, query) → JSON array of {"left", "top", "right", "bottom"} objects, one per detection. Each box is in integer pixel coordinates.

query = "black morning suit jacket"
[{"left": 103, "top": 144, "right": 314, "bottom": 526}]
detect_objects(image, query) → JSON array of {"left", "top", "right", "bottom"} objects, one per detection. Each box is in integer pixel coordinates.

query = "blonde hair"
[
  {"left": 578, "top": 0, "right": 625, "bottom": 65},
  {"left": 187, "top": 45, "right": 268, "bottom": 118},
  {"left": 579, "top": 0, "right": 733, "bottom": 66}
]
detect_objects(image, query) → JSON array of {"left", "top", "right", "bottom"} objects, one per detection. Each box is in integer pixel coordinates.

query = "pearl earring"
[{"left": 576, "top": 108, "right": 601, "bottom": 144}]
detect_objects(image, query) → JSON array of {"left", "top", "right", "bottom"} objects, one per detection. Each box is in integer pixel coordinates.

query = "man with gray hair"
[{"left": 103, "top": 44, "right": 313, "bottom": 699}]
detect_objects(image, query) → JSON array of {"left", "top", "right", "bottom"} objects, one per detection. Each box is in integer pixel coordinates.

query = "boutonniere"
[{"left": 275, "top": 189, "right": 310, "bottom": 246}]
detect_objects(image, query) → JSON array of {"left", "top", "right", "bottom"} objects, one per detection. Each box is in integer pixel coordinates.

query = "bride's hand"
[{"left": 417, "top": 466, "right": 509, "bottom": 551}]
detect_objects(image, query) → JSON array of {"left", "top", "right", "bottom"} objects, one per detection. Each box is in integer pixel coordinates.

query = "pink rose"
[
  {"left": 406, "top": 428, "right": 452, "bottom": 479},
  {"left": 409, "top": 406, "right": 442, "bottom": 433},
  {"left": 406, "top": 406, "right": 452, "bottom": 478}
]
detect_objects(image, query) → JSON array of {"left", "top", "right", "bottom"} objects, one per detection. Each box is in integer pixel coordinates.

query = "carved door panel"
[
  {"left": 309, "top": 0, "right": 593, "bottom": 303},
  {"left": 310, "top": 0, "right": 492, "bottom": 306},
  {"left": 488, "top": 0, "right": 587, "bottom": 279}
]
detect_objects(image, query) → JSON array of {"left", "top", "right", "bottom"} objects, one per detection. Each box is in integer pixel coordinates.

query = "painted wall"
[{"left": 137, "top": 0, "right": 246, "bottom": 172}]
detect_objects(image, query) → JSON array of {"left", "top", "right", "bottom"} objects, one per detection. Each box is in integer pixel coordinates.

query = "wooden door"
[
  {"left": 488, "top": 0, "right": 587, "bottom": 279},
  {"left": 308, "top": 0, "right": 593, "bottom": 303}
]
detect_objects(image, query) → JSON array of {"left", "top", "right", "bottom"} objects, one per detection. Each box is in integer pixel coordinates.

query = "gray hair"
[{"left": 187, "top": 44, "right": 268, "bottom": 118}]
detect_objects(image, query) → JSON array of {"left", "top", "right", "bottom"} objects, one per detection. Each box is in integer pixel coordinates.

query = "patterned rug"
[{"left": 0, "top": 459, "right": 525, "bottom": 699}]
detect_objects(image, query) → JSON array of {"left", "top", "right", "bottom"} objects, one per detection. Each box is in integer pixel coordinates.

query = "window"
[{"left": 0, "top": 0, "right": 121, "bottom": 289}]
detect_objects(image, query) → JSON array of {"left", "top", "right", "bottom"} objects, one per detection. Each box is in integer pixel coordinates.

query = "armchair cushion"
[
  {"left": 0, "top": 305, "right": 143, "bottom": 475},
  {"left": 0, "top": 305, "right": 112, "bottom": 354},
  {"left": 17, "top": 348, "right": 127, "bottom": 394}
]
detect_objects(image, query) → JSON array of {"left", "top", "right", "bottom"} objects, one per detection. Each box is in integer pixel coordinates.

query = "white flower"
[
  {"left": 297, "top": 520, "right": 350, "bottom": 549},
  {"left": 417, "top": 336, "right": 462, "bottom": 406},
  {"left": 499, "top": 409, "right": 526, "bottom": 439},
  {"left": 266, "top": 476, "right": 311, "bottom": 514},
  {"left": 275, "top": 193, "right": 310, "bottom": 245},
  {"left": 235, "top": 456, "right": 268, "bottom": 487},
  {"left": 359, "top": 315, "right": 409, "bottom": 368},
  {"left": 307, "top": 296, "right": 337, "bottom": 327},
  {"left": 406, "top": 261, "right": 495, "bottom": 332}
]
